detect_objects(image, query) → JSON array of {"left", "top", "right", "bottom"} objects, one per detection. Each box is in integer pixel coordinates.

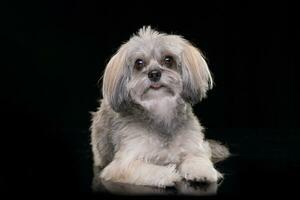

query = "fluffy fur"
[{"left": 91, "top": 26, "right": 229, "bottom": 188}]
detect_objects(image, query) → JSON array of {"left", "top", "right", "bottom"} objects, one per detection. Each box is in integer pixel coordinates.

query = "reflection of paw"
[
  {"left": 179, "top": 158, "right": 220, "bottom": 183},
  {"left": 176, "top": 181, "right": 218, "bottom": 195},
  {"left": 156, "top": 165, "right": 181, "bottom": 188}
]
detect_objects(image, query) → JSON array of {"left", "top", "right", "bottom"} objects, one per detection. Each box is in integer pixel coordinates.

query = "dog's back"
[{"left": 90, "top": 100, "right": 115, "bottom": 168}]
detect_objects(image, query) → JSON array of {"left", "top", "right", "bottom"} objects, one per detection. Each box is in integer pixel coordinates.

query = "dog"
[{"left": 91, "top": 26, "right": 229, "bottom": 188}]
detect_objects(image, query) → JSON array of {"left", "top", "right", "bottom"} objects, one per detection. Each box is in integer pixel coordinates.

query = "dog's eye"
[
  {"left": 134, "top": 59, "right": 144, "bottom": 70},
  {"left": 163, "top": 56, "right": 174, "bottom": 67}
]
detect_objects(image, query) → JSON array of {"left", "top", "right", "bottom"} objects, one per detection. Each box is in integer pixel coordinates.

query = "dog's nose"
[{"left": 148, "top": 70, "right": 161, "bottom": 82}]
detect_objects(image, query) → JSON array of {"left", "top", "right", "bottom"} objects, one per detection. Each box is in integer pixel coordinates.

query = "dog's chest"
[
  {"left": 116, "top": 118, "right": 204, "bottom": 166},
  {"left": 141, "top": 132, "right": 187, "bottom": 165}
]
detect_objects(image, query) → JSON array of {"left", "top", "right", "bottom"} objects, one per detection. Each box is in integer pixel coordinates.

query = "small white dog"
[{"left": 91, "top": 26, "right": 229, "bottom": 188}]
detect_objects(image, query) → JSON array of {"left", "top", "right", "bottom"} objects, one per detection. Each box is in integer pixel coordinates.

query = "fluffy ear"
[
  {"left": 102, "top": 45, "right": 130, "bottom": 112},
  {"left": 180, "top": 40, "right": 213, "bottom": 105}
]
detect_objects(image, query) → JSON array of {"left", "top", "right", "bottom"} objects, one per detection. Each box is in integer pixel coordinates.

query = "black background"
[{"left": 1, "top": 0, "right": 298, "bottom": 197}]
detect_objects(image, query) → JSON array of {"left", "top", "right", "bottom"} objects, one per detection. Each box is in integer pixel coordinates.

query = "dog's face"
[{"left": 102, "top": 27, "right": 213, "bottom": 112}]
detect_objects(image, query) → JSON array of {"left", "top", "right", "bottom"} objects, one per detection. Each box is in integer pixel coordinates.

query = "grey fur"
[{"left": 110, "top": 70, "right": 130, "bottom": 112}]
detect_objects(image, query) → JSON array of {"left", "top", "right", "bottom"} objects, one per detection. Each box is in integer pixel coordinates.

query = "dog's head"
[{"left": 102, "top": 26, "right": 213, "bottom": 113}]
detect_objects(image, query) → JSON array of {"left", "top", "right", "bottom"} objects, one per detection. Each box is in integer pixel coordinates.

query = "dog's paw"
[
  {"left": 156, "top": 165, "right": 181, "bottom": 188},
  {"left": 179, "top": 158, "right": 220, "bottom": 183}
]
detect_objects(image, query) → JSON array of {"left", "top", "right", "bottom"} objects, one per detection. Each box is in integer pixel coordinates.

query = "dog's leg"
[
  {"left": 178, "top": 155, "right": 222, "bottom": 183},
  {"left": 100, "top": 159, "right": 181, "bottom": 188}
]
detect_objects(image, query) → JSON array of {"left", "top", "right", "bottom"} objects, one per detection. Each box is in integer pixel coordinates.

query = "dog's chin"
[{"left": 141, "top": 83, "right": 175, "bottom": 101}]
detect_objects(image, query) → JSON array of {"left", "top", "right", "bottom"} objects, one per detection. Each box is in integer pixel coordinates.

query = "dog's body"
[{"left": 91, "top": 27, "right": 229, "bottom": 188}]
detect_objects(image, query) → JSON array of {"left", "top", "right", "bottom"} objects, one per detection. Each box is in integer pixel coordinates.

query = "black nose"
[{"left": 148, "top": 70, "right": 161, "bottom": 82}]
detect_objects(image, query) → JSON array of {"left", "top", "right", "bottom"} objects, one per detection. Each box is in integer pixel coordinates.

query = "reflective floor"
[
  {"left": 92, "top": 166, "right": 221, "bottom": 196},
  {"left": 93, "top": 177, "right": 219, "bottom": 196},
  {"left": 2, "top": 128, "right": 300, "bottom": 196}
]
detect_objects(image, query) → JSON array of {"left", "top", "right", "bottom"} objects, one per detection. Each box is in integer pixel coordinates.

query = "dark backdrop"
[{"left": 1, "top": 0, "right": 298, "bottom": 196}]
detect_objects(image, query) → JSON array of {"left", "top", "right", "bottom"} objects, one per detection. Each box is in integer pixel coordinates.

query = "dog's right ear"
[
  {"left": 180, "top": 39, "right": 213, "bottom": 105},
  {"left": 102, "top": 45, "right": 130, "bottom": 112}
]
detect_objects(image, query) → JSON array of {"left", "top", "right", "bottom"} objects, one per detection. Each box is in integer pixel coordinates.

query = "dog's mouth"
[
  {"left": 140, "top": 83, "right": 175, "bottom": 101},
  {"left": 149, "top": 83, "right": 163, "bottom": 89}
]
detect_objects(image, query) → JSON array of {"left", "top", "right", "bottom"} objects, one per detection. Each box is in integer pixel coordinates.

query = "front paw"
[
  {"left": 156, "top": 165, "right": 181, "bottom": 188},
  {"left": 179, "top": 158, "right": 220, "bottom": 183}
]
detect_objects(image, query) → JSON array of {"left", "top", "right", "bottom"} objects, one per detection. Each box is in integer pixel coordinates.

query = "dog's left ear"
[
  {"left": 180, "top": 40, "right": 213, "bottom": 105},
  {"left": 102, "top": 44, "right": 130, "bottom": 112}
]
